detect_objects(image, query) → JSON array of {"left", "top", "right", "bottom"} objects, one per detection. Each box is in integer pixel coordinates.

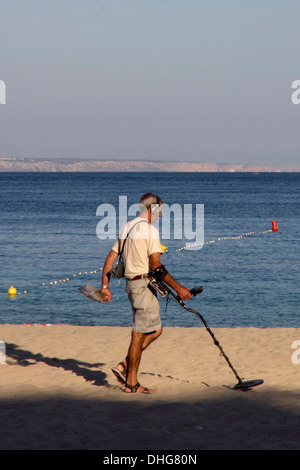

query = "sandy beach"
[{"left": 0, "top": 324, "right": 300, "bottom": 450}]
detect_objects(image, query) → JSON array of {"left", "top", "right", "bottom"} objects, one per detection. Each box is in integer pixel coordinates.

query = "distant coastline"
[{"left": 0, "top": 157, "right": 300, "bottom": 172}]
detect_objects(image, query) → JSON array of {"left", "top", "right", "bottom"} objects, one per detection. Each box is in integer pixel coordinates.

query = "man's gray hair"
[{"left": 139, "top": 193, "right": 162, "bottom": 212}]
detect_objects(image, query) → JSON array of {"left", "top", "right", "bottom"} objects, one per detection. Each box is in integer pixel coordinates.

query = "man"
[{"left": 101, "top": 193, "right": 191, "bottom": 394}]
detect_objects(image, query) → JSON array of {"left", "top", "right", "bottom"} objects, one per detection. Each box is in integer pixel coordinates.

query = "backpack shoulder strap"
[{"left": 118, "top": 219, "right": 148, "bottom": 257}]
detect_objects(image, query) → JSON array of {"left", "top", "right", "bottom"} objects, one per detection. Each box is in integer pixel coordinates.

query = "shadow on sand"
[
  {"left": 1, "top": 343, "right": 300, "bottom": 450},
  {"left": 5, "top": 342, "right": 109, "bottom": 387}
]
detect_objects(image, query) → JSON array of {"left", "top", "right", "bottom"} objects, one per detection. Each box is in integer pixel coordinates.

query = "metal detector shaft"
[
  {"left": 157, "top": 280, "right": 243, "bottom": 385},
  {"left": 181, "top": 304, "right": 243, "bottom": 384}
]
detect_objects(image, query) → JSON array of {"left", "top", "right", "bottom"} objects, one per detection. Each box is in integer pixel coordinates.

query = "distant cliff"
[{"left": 0, "top": 157, "right": 299, "bottom": 172}]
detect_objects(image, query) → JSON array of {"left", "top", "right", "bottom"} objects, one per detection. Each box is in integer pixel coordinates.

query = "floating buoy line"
[
  {"left": 7, "top": 221, "right": 278, "bottom": 297},
  {"left": 41, "top": 268, "right": 102, "bottom": 287},
  {"left": 8, "top": 268, "right": 103, "bottom": 297},
  {"left": 176, "top": 228, "right": 274, "bottom": 252}
]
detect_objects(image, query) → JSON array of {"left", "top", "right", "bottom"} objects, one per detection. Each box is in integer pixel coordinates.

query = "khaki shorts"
[{"left": 126, "top": 278, "right": 161, "bottom": 334}]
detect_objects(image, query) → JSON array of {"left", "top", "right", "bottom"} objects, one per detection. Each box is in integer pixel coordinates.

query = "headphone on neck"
[
  {"left": 151, "top": 203, "right": 159, "bottom": 214},
  {"left": 151, "top": 196, "right": 161, "bottom": 214}
]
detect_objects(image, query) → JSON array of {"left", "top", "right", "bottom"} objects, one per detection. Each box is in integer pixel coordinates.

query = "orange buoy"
[{"left": 272, "top": 221, "right": 278, "bottom": 232}]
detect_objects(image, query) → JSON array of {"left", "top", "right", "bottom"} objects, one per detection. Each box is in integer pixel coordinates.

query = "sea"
[{"left": 0, "top": 172, "right": 299, "bottom": 328}]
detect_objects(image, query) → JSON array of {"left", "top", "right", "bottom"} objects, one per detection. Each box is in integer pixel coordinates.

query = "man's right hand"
[
  {"left": 176, "top": 285, "right": 192, "bottom": 301},
  {"left": 101, "top": 287, "right": 112, "bottom": 302}
]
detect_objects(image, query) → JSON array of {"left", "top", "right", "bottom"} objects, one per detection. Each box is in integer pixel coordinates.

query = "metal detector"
[{"left": 148, "top": 275, "right": 264, "bottom": 391}]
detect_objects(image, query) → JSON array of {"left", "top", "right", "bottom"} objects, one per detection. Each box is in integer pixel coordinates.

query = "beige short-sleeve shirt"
[{"left": 112, "top": 217, "right": 162, "bottom": 279}]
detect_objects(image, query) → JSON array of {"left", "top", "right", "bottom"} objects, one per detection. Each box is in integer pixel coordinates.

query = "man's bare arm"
[{"left": 101, "top": 249, "right": 118, "bottom": 302}]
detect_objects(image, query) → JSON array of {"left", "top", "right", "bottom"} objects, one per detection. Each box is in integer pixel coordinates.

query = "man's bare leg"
[
  {"left": 141, "top": 328, "right": 163, "bottom": 351},
  {"left": 120, "top": 328, "right": 162, "bottom": 393},
  {"left": 114, "top": 328, "right": 162, "bottom": 376},
  {"left": 125, "top": 331, "right": 144, "bottom": 388}
]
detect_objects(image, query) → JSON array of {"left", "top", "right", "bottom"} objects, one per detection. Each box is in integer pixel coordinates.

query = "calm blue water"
[{"left": 0, "top": 172, "right": 299, "bottom": 328}]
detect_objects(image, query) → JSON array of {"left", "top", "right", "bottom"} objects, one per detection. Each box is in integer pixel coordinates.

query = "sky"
[{"left": 0, "top": 0, "right": 300, "bottom": 165}]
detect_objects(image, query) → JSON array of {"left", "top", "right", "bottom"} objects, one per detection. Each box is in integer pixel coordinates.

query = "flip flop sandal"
[
  {"left": 111, "top": 361, "right": 127, "bottom": 383},
  {"left": 123, "top": 382, "right": 152, "bottom": 394}
]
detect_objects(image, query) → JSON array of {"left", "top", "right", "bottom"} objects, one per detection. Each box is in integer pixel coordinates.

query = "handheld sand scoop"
[
  {"left": 148, "top": 276, "right": 264, "bottom": 391},
  {"left": 78, "top": 285, "right": 106, "bottom": 303}
]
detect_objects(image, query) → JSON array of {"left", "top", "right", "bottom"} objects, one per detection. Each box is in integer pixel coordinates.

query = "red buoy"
[{"left": 272, "top": 221, "right": 278, "bottom": 232}]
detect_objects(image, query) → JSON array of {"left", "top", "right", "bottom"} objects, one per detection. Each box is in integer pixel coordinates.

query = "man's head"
[{"left": 139, "top": 193, "right": 162, "bottom": 222}]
